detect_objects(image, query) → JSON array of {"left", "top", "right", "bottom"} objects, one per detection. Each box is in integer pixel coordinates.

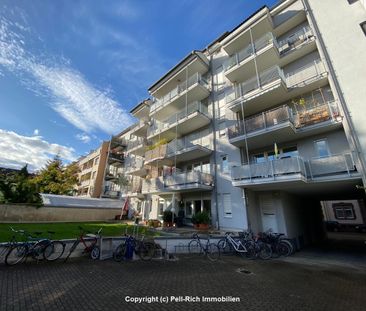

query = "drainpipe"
[
  {"left": 303, "top": 0, "right": 366, "bottom": 190},
  {"left": 206, "top": 48, "right": 220, "bottom": 230}
]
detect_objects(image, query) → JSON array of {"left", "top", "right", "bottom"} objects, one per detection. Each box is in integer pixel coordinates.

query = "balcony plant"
[{"left": 192, "top": 211, "right": 210, "bottom": 230}]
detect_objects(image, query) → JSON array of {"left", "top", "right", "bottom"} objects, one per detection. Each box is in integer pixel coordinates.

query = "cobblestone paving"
[{"left": 0, "top": 254, "right": 366, "bottom": 311}]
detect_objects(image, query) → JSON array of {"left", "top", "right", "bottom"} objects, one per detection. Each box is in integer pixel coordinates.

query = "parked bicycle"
[
  {"left": 113, "top": 234, "right": 155, "bottom": 261},
  {"left": 64, "top": 226, "right": 102, "bottom": 262},
  {"left": 5, "top": 228, "right": 65, "bottom": 265},
  {"left": 0, "top": 227, "right": 22, "bottom": 262},
  {"left": 217, "top": 232, "right": 256, "bottom": 259},
  {"left": 188, "top": 233, "right": 220, "bottom": 261},
  {"left": 258, "top": 231, "right": 294, "bottom": 258}
]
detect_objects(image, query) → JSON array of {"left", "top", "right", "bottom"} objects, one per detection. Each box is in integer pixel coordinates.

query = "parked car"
[
  {"left": 325, "top": 221, "right": 340, "bottom": 232},
  {"left": 355, "top": 224, "right": 366, "bottom": 233}
]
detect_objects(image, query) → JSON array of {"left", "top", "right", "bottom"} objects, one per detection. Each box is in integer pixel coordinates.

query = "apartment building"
[
  {"left": 75, "top": 141, "right": 109, "bottom": 198},
  {"left": 90, "top": 0, "right": 366, "bottom": 246}
]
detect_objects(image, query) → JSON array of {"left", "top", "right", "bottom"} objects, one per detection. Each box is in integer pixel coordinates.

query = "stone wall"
[{"left": 0, "top": 204, "right": 121, "bottom": 222}]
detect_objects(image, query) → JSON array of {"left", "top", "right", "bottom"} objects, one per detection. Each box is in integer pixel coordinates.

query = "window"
[
  {"left": 221, "top": 155, "right": 229, "bottom": 173},
  {"left": 219, "top": 121, "right": 226, "bottom": 136},
  {"left": 222, "top": 194, "right": 232, "bottom": 217},
  {"left": 314, "top": 139, "right": 330, "bottom": 157},
  {"left": 282, "top": 146, "right": 298, "bottom": 158},
  {"left": 332, "top": 202, "right": 356, "bottom": 220},
  {"left": 185, "top": 201, "right": 193, "bottom": 217},
  {"left": 361, "top": 21, "right": 366, "bottom": 36},
  {"left": 253, "top": 153, "right": 266, "bottom": 163},
  {"left": 92, "top": 171, "right": 96, "bottom": 179},
  {"left": 94, "top": 157, "right": 99, "bottom": 165}
]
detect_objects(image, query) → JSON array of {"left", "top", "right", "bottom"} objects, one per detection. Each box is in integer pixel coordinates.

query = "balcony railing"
[
  {"left": 228, "top": 101, "right": 340, "bottom": 139},
  {"left": 226, "top": 66, "right": 286, "bottom": 104},
  {"left": 286, "top": 59, "right": 326, "bottom": 88},
  {"left": 127, "top": 138, "right": 146, "bottom": 151},
  {"left": 150, "top": 73, "right": 209, "bottom": 113},
  {"left": 232, "top": 154, "right": 356, "bottom": 183},
  {"left": 108, "top": 153, "right": 124, "bottom": 162},
  {"left": 125, "top": 158, "right": 145, "bottom": 173},
  {"left": 122, "top": 178, "right": 143, "bottom": 194},
  {"left": 166, "top": 136, "right": 211, "bottom": 156},
  {"left": 148, "top": 101, "right": 210, "bottom": 137},
  {"left": 225, "top": 32, "right": 277, "bottom": 72},
  {"left": 142, "top": 171, "right": 214, "bottom": 193},
  {"left": 278, "top": 26, "right": 313, "bottom": 56}
]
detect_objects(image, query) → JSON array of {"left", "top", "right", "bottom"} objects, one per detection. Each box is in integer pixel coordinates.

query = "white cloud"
[
  {"left": 33, "top": 129, "right": 39, "bottom": 135},
  {"left": 75, "top": 133, "right": 91, "bottom": 144},
  {"left": 0, "top": 129, "right": 76, "bottom": 172},
  {"left": 0, "top": 15, "right": 134, "bottom": 135}
]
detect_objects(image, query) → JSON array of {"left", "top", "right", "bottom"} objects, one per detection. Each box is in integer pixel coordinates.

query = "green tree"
[
  {"left": 0, "top": 165, "right": 42, "bottom": 205},
  {"left": 32, "top": 156, "right": 79, "bottom": 195}
]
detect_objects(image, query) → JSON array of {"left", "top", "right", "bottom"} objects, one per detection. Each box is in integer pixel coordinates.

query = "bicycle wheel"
[
  {"left": 188, "top": 240, "right": 202, "bottom": 255},
  {"left": 137, "top": 242, "right": 155, "bottom": 261},
  {"left": 242, "top": 240, "right": 256, "bottom": 260},
  {"left": 44, "top": 241, "right": 65, "bottom": 261},
  {"left": 278, "top": 240, "right": 293, "bottom": 257},
  {"left": 5, "top": 244, "right": 28, "bottom": 266},
  {"left": 206, "top": 243, "right": 220, "bottom": 261},
  {"left": 113, "top": 244, "right": 126, "bottom": 262},
  {"left": 90, "top": 246, "right": 100, "bottom": 260},
  {"left": 31, "top": 240, "right": 48, "bottom": 261},
  {"left": 217, "top": 239, "right": 233, "bottom": 255},
  {"left": 258, "top": 242, "right": 272, "bottom": 260}
]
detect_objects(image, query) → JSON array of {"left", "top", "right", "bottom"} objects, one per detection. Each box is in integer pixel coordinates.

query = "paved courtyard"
[{"left": 0, "top": 254, "right": 366, "bottom": 311}]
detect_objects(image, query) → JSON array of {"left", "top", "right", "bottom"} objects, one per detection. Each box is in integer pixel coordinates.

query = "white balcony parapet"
[
  {"left": 142, "top": 171, "right": 213, "bottom": 193},
  {"left": 225, "top": 32, "right": 278, "bottom": 72},
  {"left": 147, "top": 101, "right": 210, "bottom": 137},
  {"left": 226, "top": 66, "right": 286, "bottom": 104},
  {"left": 150, "top": 73, "right": 209, "bottom": 113},
  {"left": 125, "top": 158, "right": 145, "bottom": 173},
  {"left": 286, "top": 59, "right": 326, "bottom": 88},
  {"left": 127, "top": 137, "right": 146, "bottom": 152},
  {"left": 166, "top": 135, "right": 211, "bottom": 156},
  {"left": 231, "top": 153, "right": 357, "bottom": 184},
  {"left": 278, "top": 26, "right": 314, "bottom": 56},
  {"left": 228, "top": 100, "right": 340, "bottom": 140}
]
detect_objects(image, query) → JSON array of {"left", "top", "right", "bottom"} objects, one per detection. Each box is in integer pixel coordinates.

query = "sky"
[{"left": 0, "top": 0, "right": 277, "bottom": 171}]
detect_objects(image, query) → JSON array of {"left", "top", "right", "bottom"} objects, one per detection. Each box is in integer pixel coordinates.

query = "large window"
[
  {"left": 221, "top": 155, "right": 229, "bottom": 173},
  {"left": 332, "top": 202, "right": 356, "bottom": 220},
  {"left": 222, "top": 194, "right": 232, "bottom": 218}
]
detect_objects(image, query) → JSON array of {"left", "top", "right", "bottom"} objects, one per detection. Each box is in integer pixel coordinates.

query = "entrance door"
[{"left": 260, "top": 195, "right": 278, "bottom": 232}]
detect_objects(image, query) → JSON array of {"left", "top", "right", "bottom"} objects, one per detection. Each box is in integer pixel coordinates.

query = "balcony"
[
  {"left": 141, "top": 171, "right": 214, "bottom": 194},
  {"left": 130, "top": 120, "right": 149, "bottom": 137},
  {"left": 121, "top": 178, "right": 143, "bottom": 198},
  {"left": 231, "top": 154, "right": 359, "bottom": 188},
  {"left": 226, "top": 66, "right": 287, "bottom": 113},
  {"left": 108, "top": 152, "right": 124, "bottom": 166},
  {"left": 147, "top": 101, "right": 211, "bottom": 140},
  {"left": 228, "top": 101, "right": 341, "bottom": 149},
  {"left": 144, "top": 136, "right": 212, "bottom": 166},
  {"left": 226, "top": 59, "right": 328, "bottom": 115},
  {"left": 125, "top": 158, "right": 147, "bottom": 177},
  {"left": 126, "top": 138, "right": 146, "bottom": 157},
  {"left": 150, "top": 73, "right": 210, "bottom": 120},
  {"left": 102, "top": 190, "right": 120, "bottom": 199},
  {"left": 225, "top": 32, "right": 279, "bottom": 82}
]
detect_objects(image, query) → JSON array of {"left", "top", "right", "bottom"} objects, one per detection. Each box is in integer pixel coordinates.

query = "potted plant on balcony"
[{"left": 192, "top": 211, "right": 210, "bottom": 230}]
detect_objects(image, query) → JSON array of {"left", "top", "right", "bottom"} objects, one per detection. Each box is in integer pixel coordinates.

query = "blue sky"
[{"left": 0, "top": 0, "right": 276, "bottom": 171}]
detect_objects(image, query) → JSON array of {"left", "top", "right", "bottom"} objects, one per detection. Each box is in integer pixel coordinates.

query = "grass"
[{"left": 0, "top": 222, "right": 158, "bottom": 242}]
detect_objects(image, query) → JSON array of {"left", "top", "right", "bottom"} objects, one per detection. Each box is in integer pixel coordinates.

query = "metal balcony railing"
[
  {"left": 166, "top": 135, "right": 211, "bottom": 156},
  {"left": 226, "top": 66, "right": 286, "bottom": 104},
  {"left": 231, "top": 154, "right": 356, "bottom": 182},
  {"left": 228, "top": 101, "right": 340, "bottom": 139},
  {"left": 142, "top": 171, "right": 214, "bottom": 193},
  {"left": 125, "top": 158, "right": 145, "bottom": 173},
  {"left": 108, "top": 153, "right": 124, "bottom": 162},
  {"left": 127, "top": 138, "right": 146, "bottom": 151},
  {"left": 150, "top": 73, "right": 209, "bottom": 113},
  {"left": 278, "top": 26, "right": 313, "bottom": 55},
  {"left": 225, "top": 32, "right": 277, "bottom": 72},
  {"left": 286, "top": 59, "right": 326, "bottom": 88},
  {"left": 147, "top": 101, "right": 210, "bottom": 137}
]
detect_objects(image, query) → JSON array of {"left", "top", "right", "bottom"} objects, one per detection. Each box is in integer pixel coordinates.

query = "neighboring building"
[
  {"left": 75, "top": 141, "right": 109, "bottom": 198},
  {"left": 77, "top": 0, "right": 366, "bottom": 246}
]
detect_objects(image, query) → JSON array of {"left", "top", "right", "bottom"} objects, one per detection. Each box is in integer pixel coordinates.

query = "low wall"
[{"left": 0, "top": 204, "right": 121, "bottom": 222}]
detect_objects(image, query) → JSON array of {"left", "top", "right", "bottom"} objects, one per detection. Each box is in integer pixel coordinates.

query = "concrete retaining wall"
[{"left": 0, "top": 204, "right": 121, "bottom": 222}]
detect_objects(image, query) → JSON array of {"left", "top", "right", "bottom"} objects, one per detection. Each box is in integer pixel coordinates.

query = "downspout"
[
  {"left": 206, "top": 48, "right": 220, "bottom": 230},
  {"left": 303, "top": 0, "right": 366, "bottom": 190}
]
